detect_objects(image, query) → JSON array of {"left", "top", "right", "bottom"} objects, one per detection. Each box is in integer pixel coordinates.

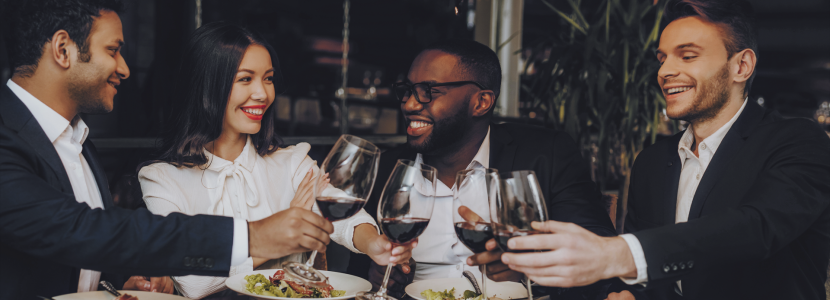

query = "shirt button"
[
  {"left": 696, "top": 173, "right": 701, "bottom": 180},
  {"left": 456, "top": 265, "right": 461, "bottom": 270},
  {"left": 700, "top": 143, "right": 706, "bottom": 150}
]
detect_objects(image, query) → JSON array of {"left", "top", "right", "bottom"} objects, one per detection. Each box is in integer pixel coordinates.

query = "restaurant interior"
[{"left": 0, "top": 0, "right": 829, "bottom": 290}]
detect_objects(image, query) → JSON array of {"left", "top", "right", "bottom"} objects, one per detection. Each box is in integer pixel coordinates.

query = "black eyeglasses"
[{"left": 392, "top": 81, "right": 488, "bottom": 104}]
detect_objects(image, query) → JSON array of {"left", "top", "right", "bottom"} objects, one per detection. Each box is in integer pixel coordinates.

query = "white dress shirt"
[
  {"left": 412, "top": 127, "right": 490, "bottom": 283},
  {"left": 8, "top": 80, "right": 105, "bottom": 292},
  {"left": 620, "top": 99, "right": 748, "bottom": 288},
  {"left": 139, "top": 138, "right": 378, "bottom": 299}
]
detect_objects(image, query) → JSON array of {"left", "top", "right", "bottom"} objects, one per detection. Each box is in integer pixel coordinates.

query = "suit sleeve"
[
  {"left": 547, "top": 132, "right": 617, "bottom": 237},
  {"left": 0, "top": 129, "right": 234, "bottom": 277},
  {"left": 632, "top": 126, "right": 830, "bottom": 286}
]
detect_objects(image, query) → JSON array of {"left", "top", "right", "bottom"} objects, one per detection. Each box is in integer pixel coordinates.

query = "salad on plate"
[{"left": 245, "top": 269, "right": 346, "bottom": 298}]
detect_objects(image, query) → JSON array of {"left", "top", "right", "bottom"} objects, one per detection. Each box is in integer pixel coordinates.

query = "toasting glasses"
[
  {"left": 281, "top": 135, "right": 381, "bottom": 287},
  {"left": 453, "top": 168, "right": 499, "bottom": 300},
  {"left": 355, "top": 159, "right": 437, "bottom": 300},
  {"left": 490, "top": 170, "right": 549, "bottom": 300}
]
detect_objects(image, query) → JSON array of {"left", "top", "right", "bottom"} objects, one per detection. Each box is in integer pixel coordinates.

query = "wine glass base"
[
  {"left": 281, "top": 261, "right": 329, "bottom": 287},
  {"left": 355, "top": 291, "right": 398, "bottom": 300}
]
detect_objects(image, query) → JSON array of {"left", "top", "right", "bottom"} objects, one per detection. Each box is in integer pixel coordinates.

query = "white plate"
[
  {"left": 406, "top": 278, "right": 527, "bottom": 300},
  {"left": 225, "top": 269, "right": 372, "bottom": 300},
  {"left": 54, "top": 290, "right": 191, "bottom": 300}
]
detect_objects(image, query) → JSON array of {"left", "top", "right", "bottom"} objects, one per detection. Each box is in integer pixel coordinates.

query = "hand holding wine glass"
[
  {"left": 490, "top": 170, "right": 549, "bottom": 299},
  {"left": 281, "top": 134, "right": 380, "bottom": 287},
  {"left": 356, "top": 159, "right": 437, "bottom": 300},
  {"left": 453, "top": 168, "right": 498, "bottom": 299}
]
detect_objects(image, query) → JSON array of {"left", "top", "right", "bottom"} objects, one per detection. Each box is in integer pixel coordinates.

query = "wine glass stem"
[
  {"left": 377, "top": 263, "right": 395, "bottom": 296},
  {"left": 525, "top": 275, "right": 532, "bottom": 300},
  {"left": 480, "top": 264, "right": 487, "bottom": 299},
  {"left": 305, "top": 250, "right": 319, "bottom": 267}
]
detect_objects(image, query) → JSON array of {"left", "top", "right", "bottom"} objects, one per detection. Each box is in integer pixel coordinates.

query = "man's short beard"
[
  {"left": 409, "top": 101, "right": 472, "bottom": 155},
  {"left": 674, "top": 63, "right": 731, "bottom": 124},
  {"left": 67, "top": 59, "right": 111, "bottom": 115}
]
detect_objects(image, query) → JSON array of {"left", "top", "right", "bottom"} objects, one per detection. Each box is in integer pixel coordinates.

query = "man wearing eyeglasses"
[{"left": 347, "top": 39, "right": 617, "bottom": 298}]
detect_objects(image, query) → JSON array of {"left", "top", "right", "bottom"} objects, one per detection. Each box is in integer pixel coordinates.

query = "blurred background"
[{"left": 1, "top": 0, "right": 829, "bottom": 270}]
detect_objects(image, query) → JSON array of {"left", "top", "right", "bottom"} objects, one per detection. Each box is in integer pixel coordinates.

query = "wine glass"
[
  {"left": 355, "top": 159, "right": 437, "bottom": 300},
  {"left": 281, "top": 134, "right": 381, "bottom": 287},
  {"left": 453, "top": 168, "right": 498, "bottom": 300},
  {"left": 490, "top": 170, "right": 548, "bottom": 300}
]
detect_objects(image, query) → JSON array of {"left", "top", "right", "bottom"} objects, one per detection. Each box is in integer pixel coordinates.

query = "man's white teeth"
[
  {"left": 667, "top": 87, "right": 692, "bottom": 95},
  {"left": 242, "top": 108, "right": 263, "bottom": 115},
  {"left": 410, "top": 121, "right": 432, "bottom": 129}
]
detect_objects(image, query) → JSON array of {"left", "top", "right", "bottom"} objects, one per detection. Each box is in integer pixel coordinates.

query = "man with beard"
[
  {"left": 0, "top": 1, "right": 335, "bottom": 298},
  {"left": 347, "top": 39, "right": 616, "bottom": 298},
  {"left": 497, "top": 1, "right": 830, "bottom": 299}
]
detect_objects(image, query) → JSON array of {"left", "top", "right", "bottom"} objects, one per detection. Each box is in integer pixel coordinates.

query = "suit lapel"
[
  {"left": 0, "top": 86, "right": 73, "bottom": 193},
  {"left": 664, "top": 133, "right": 683, "bottom": 225},
  {"left": 82, "top": 141, "right": 114, "bottom": 209},
  {"left": 489, "top": 124, "right": 516, "bottom": 172},
  {"left": 687, "top": 102, "right": 764, "bottom": 220}
]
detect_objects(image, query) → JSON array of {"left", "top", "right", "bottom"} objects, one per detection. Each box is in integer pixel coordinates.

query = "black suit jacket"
[
  {"left": 348, "top": 122, "right": 616, "bottom": 294},
  {"left": 0, "top": 85, "right": 236, "bottom": 299},
  {"left": 624, "top": 102, "right": 830, "bottom": 300}
]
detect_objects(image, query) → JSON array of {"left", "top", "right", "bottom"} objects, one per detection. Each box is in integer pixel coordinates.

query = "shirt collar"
[
  {"left": 204, "top": 136, "right": 257, "bottom": 172},
  {"left": 678, "top": 98, "right": 748, "bottom": 161},
  {"left": 7, "top": 79, "right": 73, "bottom": 143}
]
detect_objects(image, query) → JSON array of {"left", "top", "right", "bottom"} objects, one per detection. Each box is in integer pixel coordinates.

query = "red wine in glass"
[
  {"left": 316, "top": 196, "right": 367, "bottom": 221},
  {"left": 495, "top": 229, "right": 541, "bottom": 253},
  {"left": 454, "top": 222, "right": 493, "bottom": 253},
  {"left": 380, "top": 217, "right": 430, "bottom": 245}
]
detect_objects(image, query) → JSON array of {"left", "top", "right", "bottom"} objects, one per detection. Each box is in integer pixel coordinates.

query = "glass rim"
[
  {"left": 396, "top": 159, "right": 436, "bottom": 173},
  {"left": 339, "top": 134, "right": 380, "bottom": 153}
]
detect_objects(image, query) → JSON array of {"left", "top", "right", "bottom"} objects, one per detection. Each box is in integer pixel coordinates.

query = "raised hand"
[
  {"left": 500, "top": 220, "right": 636, "bottom": 287},
  {"left": 291, "top": 168, "right": 329, "bottom": 210},
  {"left": 248, "top": 207, "right": 334, "bottom": 259}
]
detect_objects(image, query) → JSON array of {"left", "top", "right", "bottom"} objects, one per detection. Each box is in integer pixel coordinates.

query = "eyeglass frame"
[{"left": 392, "top": 80, "right": 490, "bottom": 104}]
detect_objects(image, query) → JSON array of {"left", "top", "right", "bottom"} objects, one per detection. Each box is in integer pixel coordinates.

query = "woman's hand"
[
  {"left": 123, "top": 276, "right": 175, "bottom": 294},
  {"left": 354, "top": 224, "right": 417, "bottom": 274},
  {"left": 291, "top": 168, "right": 329, "bottom": 210},
  {"left": 364, "top": 234, "right": 417, "bottom": 274}
]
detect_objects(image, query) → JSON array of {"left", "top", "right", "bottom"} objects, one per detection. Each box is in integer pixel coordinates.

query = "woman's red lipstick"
[{"left": 241, "top": 105, "right": 266, "bottom": 121}]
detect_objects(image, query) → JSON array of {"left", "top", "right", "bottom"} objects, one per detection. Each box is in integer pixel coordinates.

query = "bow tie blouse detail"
[{"left": 203, "top": 138, "right": 260, "bottom": 220}]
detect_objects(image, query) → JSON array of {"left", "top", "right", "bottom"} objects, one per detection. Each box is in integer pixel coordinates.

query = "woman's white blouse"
[{"left": 138, "top": 138, "right": 377, "bottom": 299}]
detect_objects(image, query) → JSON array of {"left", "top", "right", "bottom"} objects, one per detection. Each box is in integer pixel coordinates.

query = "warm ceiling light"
[{"left": 455, "top": 6, "right": 459, "bottom": 15}]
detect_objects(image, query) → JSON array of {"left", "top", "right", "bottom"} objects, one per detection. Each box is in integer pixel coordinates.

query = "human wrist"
[{"left": 607, "top": 236, "right": 638, "bottom": 279}]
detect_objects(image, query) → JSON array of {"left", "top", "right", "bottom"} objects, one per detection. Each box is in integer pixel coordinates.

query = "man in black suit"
[
  {"left": 500, "top": 1, "right": 830, "bottom": 299},
  {"left": 346, "top": 39, "right": 616, "bottom": 298},
  {"left": 0, "top": 1, "right": 334, "bottom": 298}
]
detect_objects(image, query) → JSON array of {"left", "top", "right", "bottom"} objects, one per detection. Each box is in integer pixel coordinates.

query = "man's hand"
[
  {"left": 467, "top": 239, "right": 524, "bottom": 282},
  {"left": 354, "top": 223, "right": 416, "bottom": 274},
  {"left": 248, "top": 207, "right": 334, "bottom": 259},
  {"left": 605, "top": 291, "right": 636, "bottom": 300},
  {"left": 500, "top": 221, "right": 636, "bottom": 287},
  {"left": 123, "top": 276, "right": 175, "bottom": 294}
]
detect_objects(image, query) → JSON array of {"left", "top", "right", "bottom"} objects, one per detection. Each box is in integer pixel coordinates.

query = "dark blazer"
[
  {"left": 0, "top": 85, "right": 236, "bottom": 299},
  {"left": 348, "top": 122, "right": 617, "bottom": 295},
  {"left": 624, "top": 102, "right": 830, "bottom": 300}
]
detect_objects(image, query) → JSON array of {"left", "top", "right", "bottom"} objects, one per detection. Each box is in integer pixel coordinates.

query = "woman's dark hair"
[
  {"left": 6, "top": 0, "right": 124, "bottom": 77},
  {"left": 664, "top": 0, "right": 758, "bottom": 96},
  {"left": 156, "top": 22, "right": 284, "bottom": 168}
]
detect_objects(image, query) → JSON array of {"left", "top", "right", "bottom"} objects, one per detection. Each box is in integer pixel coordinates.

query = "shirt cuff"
[
  {"left": 619, "top": 233, "right": 649, "bottom": 285},
  {"left": 231, "top": 218, "right": 249, "bottom": 267}
]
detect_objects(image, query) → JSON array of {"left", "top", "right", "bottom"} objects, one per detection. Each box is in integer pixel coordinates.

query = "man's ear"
[
  {"left": 732, "top": 48, "right": 756, "bottom": 85},
  {"left": 471, "top": 90, "right": 496, "bottom": 117},
  {"left": 50, "top": 30, "right": 75, "bottom": 70}
]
